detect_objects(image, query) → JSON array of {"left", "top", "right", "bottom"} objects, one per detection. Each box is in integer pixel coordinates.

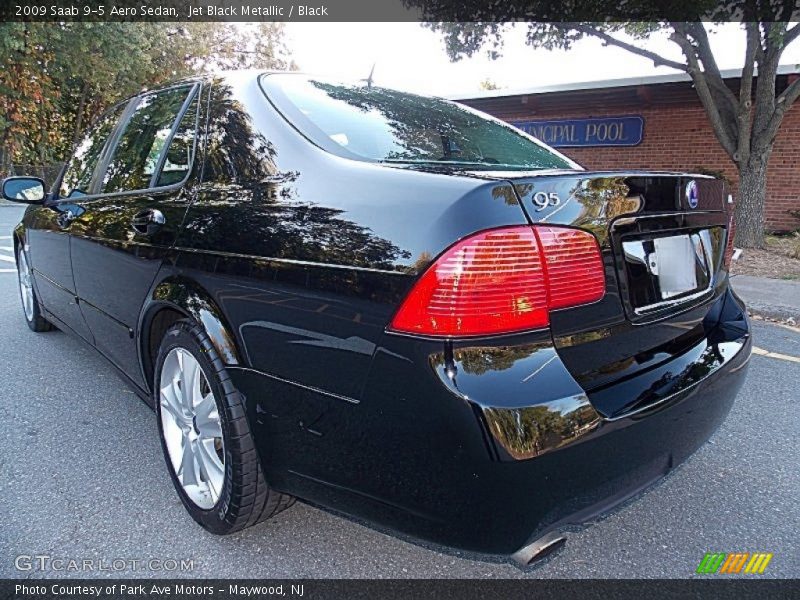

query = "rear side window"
[
  {"left": 59, "top": 102, "right": 128, "bottom": 199},
  {"left": 101, "top": 85, "right": 194, "bottom": 193},
  {"left": 156, "top": 93, "right": 199, "bottom": 187}
]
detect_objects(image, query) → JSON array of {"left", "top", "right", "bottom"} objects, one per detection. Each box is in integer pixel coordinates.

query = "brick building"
[{"left": 454, "top": 67, "right": 800, "bottom": 232}]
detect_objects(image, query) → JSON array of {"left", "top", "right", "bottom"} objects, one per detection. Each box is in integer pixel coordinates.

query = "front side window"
[
  {"left": 260, "top": 74, "right": 578, "bottom": 171},
  {"left": 59, "top": 102, "right": 128, "bottom": 199},
  {"left": 101, "top": 86, "right": 194, "bottom": 193}
]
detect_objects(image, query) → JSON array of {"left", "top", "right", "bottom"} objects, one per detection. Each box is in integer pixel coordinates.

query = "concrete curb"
[
  {"left": 731, "top": 274, "right": 799, "bottom": 325},
  {"left": 747, "top": 306, "right": 798, "bottom": 324}
]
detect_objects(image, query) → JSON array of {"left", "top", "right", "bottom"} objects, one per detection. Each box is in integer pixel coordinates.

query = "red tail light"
[
  {"left": 389, "top": 225, "right": 605, "bottom": 337},
  {"left": 535, "top": 226, "right": 606, "bottom": 309}
]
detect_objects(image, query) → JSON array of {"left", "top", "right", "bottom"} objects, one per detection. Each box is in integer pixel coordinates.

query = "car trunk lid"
[{"left": 507, "top": 171, "right": 733, "bottom": 417}]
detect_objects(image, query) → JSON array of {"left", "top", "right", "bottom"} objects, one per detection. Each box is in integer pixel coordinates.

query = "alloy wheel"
[
  {"left": 159, "top": 348, "right": 225, "bottom": 509},
  {"left": 17, "top": 251, "right": 34, "bottom": 322}
]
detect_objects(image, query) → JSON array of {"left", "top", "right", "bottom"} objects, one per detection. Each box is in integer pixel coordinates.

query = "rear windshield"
[{"left": 260, "top": 74, "right": 578, "bottom": 171}]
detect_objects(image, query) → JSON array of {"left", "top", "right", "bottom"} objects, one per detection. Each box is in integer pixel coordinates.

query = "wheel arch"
[
  {"left": 139, "top": 276, "right": 242, "bottom": 394},
  {"left": 13, "top": 226, "right": 41, "bottom": 299},
  {"left": 13, "top": 224, "right": 24, "bottom": 256}
]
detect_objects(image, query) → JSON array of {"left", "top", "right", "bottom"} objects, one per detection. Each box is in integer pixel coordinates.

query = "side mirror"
[{"left": 2, "top": 176, "right": 46, "bottom": 204}]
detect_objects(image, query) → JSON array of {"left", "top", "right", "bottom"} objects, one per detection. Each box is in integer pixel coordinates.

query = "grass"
[{"left": 765, "top": 233, "right": 800, "bottom": 260}]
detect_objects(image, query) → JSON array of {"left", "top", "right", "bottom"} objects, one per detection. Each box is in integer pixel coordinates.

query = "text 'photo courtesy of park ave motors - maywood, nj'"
[{"left": 14, "top": 583, "right": 304, "bottom": 597}]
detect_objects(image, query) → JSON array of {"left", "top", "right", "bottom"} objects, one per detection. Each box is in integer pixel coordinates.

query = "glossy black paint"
[
  {"left": 347, "top": 293, "right": 749, "bottom": 553},
  {"left": 12, "top": 71, "right": 751, "bottom": 558},
  {"left": 26, "top": 203, "right": 95, "bottom": 343}
]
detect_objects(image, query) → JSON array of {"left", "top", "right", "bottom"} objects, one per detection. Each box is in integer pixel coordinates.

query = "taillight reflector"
[
  {"left": 723, "top": 193, "right": 736, "bottom": 269},
  {"left": 389, "top": 225, "right": 605, "bottom": 337},
  {"left": 724, "top": 214, "right": 736, "bottom": 269}
]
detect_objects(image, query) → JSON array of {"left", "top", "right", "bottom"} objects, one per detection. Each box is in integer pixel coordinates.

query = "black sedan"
[{"left": 3, "top": 71, "right": 751, "bottom": 565}]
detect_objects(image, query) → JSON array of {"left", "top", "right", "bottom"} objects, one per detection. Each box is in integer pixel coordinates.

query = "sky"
[{"left": 284, "top": 23, "right": 800, "bottom": 97}]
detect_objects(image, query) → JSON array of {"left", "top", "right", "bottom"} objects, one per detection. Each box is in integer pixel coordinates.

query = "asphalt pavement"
[{"left": 1, "top": 203, "right": 798, "bottom": 579}]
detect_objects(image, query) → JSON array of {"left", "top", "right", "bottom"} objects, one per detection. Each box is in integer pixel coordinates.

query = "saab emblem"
[{"left": 685, "top": 180, "right": 699, "bottom": 209}]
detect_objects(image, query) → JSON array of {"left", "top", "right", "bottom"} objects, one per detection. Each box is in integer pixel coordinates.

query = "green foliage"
[
  {"left": 479, "top": 78, "right": 501, "bottom": 91},
  {"left": 421, "top": 21, "right": 670, "bottom": 62},
  {"left": 0, "top": 23, "right": 293, "bottom": 171}
]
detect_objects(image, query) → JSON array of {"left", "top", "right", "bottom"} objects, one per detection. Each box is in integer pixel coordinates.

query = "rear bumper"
[
  {"left": 509, "top": 326, "right": 750, "bottom": 556},
  {"left": 426, "top": 287, "right": 751, "bottom": 555},
  {"left": 236, "top": 288, "right": 750, "bottom": 559}
]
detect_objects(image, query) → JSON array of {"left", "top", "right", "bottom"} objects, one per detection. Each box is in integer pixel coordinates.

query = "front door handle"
[{"left": 131, "top": 208, "right": 165, "bottom": 236}]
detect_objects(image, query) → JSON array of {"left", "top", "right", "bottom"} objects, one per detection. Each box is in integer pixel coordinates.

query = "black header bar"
[
  {"left": 1, "top": 0, "right": 799, "bottom": 22},
  {"left": 3, "top": 579, "right": 800, "bottom": 600}
]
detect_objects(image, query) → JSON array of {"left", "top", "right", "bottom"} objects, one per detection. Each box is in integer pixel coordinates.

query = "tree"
[
  {"left": 0, "top": 23, "right": 294, "bottom": 179},
  {"left": 0, "top": 24, "right": 54, "bottom": 173},
  {"left": 406, "top": 7, "right": 800, "bottom": 247},
  {"left": 186, "top": 23, "right": 296, "bottom": 72}
]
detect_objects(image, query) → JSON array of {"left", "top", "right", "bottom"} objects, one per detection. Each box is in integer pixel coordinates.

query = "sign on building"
[{"left": 511, "top": 116, "right": 644, "bottom": 147}]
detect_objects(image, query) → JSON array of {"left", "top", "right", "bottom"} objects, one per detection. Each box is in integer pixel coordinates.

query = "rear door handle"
[{"left": 131, "top": 208, "right": 165, "bottom": 236}]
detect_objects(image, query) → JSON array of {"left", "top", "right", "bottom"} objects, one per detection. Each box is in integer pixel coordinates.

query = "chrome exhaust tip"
[{"left": 510, "top": 531, "right": 567, "bottom": 567}]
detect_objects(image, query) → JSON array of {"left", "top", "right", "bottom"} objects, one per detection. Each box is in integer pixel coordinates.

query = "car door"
[
  {"left": 67, "top": 83, "right": 202, "bottom": 388},
  {"left": 26, "top": 101, "right": 131, "bottom": 342}
]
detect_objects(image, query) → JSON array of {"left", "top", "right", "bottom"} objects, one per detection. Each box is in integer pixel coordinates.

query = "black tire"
[
  {"left": 16, "top": 247, "right": 52, "bottom": 333},
  {"left": 154, "top": 319, "right": 294, "bottom": 534}
]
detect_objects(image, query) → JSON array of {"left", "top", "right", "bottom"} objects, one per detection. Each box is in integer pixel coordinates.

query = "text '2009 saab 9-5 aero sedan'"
[{"left": 4, "top": 71, "right": 751, "bottom": 566}]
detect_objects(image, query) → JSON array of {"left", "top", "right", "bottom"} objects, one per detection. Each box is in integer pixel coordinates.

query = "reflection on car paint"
[{"left": 430, "top": 342, "right": 602, "bottom": 460}]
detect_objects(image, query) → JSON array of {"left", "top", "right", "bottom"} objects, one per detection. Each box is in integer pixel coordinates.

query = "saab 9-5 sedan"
[{"left": 4, "top": 71, "right": 751, "bottom": 565}]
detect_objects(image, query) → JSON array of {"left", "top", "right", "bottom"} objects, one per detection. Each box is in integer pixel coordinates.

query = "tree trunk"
[
  {"left": 735, "top": 155, "right": 770, "bottom": 249},
  {"left": 70, "top": 83, "right": 89, "bottom": 150}
]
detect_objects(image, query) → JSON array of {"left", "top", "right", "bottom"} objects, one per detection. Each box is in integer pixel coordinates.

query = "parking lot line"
[{"left": 752, "top": 346, "right": 800, "bottom": 364}]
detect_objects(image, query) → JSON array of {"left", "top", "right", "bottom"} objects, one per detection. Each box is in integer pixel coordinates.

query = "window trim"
[{"left": 52, "top": 81, "right": 202, "bottom": 206}]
